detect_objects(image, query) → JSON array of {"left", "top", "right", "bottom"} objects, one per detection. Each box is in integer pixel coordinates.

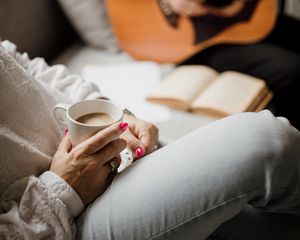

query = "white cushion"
[{"left": 57, "top": 0, "right": 120, "bottom": 52}]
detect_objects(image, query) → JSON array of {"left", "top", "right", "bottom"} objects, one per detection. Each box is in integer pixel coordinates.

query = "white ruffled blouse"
[{"left": 0, "top": 40, "right": 103, "bottom": 239}]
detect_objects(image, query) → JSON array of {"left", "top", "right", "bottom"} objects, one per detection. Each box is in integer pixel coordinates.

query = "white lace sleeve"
[
  {"left": 0, "top": 171, "right": 84, "bottom": 240},
  {"left": 1, "top": 40, "right": 104, "bottom": 102}
]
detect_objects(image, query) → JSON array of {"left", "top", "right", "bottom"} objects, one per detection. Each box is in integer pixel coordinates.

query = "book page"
[
  {"left": 253, "top": 91, "right": 273, "bottom": 112},
  {"left": 146, "top": 65, "right": 218, "bottom": 109},
  {"left": 191, "top": 71, "right": 268, "bottom": 116}
]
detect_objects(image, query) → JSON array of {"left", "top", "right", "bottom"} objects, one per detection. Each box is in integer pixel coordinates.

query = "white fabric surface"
[{"left": 0, "top": 40, "right": 104, "bottom": 239}]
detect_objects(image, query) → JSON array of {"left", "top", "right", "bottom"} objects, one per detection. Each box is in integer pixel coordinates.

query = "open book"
[{"left": 146, "top": 65, "right": 273, "bottom": 118}]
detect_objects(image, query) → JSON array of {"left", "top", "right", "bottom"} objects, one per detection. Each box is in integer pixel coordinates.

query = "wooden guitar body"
[{"left": 106, "top": 0, "right": 276, "bottom": 63}]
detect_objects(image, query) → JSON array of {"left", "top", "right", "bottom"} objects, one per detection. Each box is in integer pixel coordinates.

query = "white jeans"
[{"left": 76, "top": 110, "right": 300, "bottom": 240}]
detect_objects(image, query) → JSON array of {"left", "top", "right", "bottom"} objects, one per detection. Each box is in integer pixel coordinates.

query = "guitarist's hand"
[
  {"left": 167, "top": 0, "right": 209, "bottom": 16},
  {"left": 168, "top": 0, "right": 244, "bottom": 17}
]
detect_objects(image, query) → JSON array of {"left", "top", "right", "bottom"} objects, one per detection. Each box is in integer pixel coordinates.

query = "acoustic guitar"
[{"left": 106, "top": 0, "right": 277, "bottom": 63}]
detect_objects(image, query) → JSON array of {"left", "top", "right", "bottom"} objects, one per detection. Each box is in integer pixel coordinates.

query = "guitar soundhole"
[
  {"left": 204, "top": 0, "right": 234, "bottom": 8},
  {"left": 157, "top": 0, "right": 259, "bottom": 44},
  {"left": 192, "top": 0, "right": 258, "bottom": 44}
]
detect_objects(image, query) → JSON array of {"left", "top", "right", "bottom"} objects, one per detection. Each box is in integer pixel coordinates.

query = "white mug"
[{"left": 53, "top": 99, "right": 124, "bottom": 146}]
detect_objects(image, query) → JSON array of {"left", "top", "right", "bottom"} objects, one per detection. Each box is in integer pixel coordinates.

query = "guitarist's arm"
[{"left": 167, "top": 0, "right": 245, "bottom": 17}]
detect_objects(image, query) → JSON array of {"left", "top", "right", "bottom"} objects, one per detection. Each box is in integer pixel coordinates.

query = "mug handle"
[{"left": 53, "top": 103, "right": 69, "bottom": 126}]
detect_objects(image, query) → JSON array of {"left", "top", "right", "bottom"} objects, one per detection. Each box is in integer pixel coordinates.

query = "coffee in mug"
[
  {"left": 53, "top": 99, "right": 123, "bottom": 146},
  {"left": 76, "top": 112, "right": 115, "bottom": 126}
]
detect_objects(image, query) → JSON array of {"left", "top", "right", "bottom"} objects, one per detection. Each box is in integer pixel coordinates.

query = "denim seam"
[{"left": 146, "top": 187, "right": 265, "bottom": 240}]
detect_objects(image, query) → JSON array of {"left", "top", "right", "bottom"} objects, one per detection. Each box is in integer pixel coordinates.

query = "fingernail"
[
  {"left": 119, "top": 122, "right": 128, "bottom": 132},
  {"left": 135, "top": 146, "right": 144, "bottom": 158},
  {"left": 64, "top": 128, "right": 68, "bottom": 136}
]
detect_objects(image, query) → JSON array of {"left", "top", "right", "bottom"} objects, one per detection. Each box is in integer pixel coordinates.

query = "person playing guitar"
[
  {"left": 166, "top": 0, "right": 300, "bottom": 131},
  {"left": 107, "top": 0, "right": 300, "bottom": 130},
  {"left": 107, "top": 0, "right": 300, "bottom": 131}
]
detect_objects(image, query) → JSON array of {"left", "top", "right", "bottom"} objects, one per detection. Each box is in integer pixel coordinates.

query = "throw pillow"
[{"left": 57, "top": 0, "right": 120, "bottom": 52}]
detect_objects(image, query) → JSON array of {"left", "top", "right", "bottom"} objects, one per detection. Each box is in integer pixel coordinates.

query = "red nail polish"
[
  {"left": 135, "top": 146, "right": 144, "bottom": 158},
  {"left": 119, "top": 122, "right": 128, "bottom": 132},
  {"left": 64, "top": 128, "right": 68, "bottom": 136}
]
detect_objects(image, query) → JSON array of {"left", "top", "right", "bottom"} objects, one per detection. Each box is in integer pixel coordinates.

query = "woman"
[{"left": 0, "top": 40, "right": 299, "bottom": 240}]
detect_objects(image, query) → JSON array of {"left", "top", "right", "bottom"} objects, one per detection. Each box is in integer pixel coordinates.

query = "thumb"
[{"left": 122, "top": 129, "right": 145, "bottom": 159}]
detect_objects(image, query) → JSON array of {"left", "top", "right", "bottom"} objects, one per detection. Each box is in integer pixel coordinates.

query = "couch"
[{"left": 1, "top": 0, "right": 299, "bottom": 239}]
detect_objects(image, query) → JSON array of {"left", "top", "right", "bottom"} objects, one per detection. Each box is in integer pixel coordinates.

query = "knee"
[
  {"left": 279, "top": 54, "right": 300, "bottom": 89},
  {"left": 226, "top": 110, "right": 300, "bottom": 167},
  {"left": 282, "top": 53, "right": 300, "bottom": 78},
  {"left": 253, "top": 45, "right": 300, "bottom": 92},
  {"left": 269, "top": 51, "right": 300, "bottom": 91}
]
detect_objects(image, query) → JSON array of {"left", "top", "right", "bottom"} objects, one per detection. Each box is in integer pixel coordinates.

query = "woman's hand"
[
  {"left": 50, "top": 122, "right": 128, "bottom": 205},
  {"left": 121, "top": 114, "right": 159, "bottom": 159}
]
